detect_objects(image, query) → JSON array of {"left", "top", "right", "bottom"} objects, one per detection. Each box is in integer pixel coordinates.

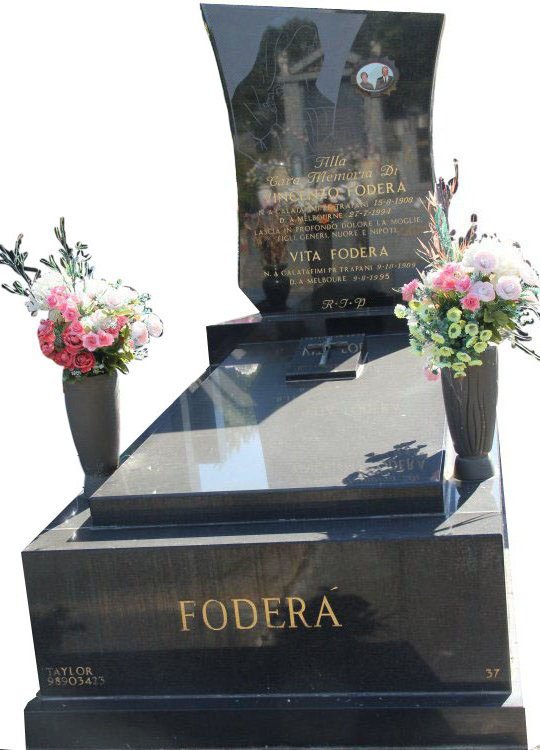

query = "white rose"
[
  {"left": 29, "top": 271, "right": 65, "bottom": 305},
  {"left": 131, "top": 321, "right": 149, "bottom": 347},
  {"left": 423, "top": 270, "right": 438, "bottom": 289},
  {"left": 520, "top": 262, "right": 539, "bottom": 286},
  {"left": 461, "top": 243, "right": 482, "bottom": 270},
  {"left": 145, "top": 313, "right": 163, "bottom": 338},
  {"left": 495, "top": 275, "right": 522, "bottom": 300},
  {"left": 85, "top": 278, "right": 109, "bottom": 299},
  {"left": 494, "top": 247, "right": 522, "bottom": 278},
  {"left": 470, "top": 281, "right": 496, "bottom": 302},
  {"left": 103, "top": 287, "right": 125, "bottom": 308},
  {"left": 89, "top": 310, "right": 107, "bottom": 330},
  {"left": 119, "top": 286, "right": 138, "bottom": 304}
]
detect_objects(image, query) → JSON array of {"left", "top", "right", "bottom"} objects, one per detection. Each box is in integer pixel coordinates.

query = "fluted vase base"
[{"left": 454, "top": 454, "right": 494, "bottom": 482}]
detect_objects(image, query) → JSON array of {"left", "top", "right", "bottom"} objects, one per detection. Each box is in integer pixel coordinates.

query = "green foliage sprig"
[
  {"left": 0, "top": 234, "right": 41, "bottom": 296},
  {"left": 40, "top": 217, "right": 93, "bottom": 287}
]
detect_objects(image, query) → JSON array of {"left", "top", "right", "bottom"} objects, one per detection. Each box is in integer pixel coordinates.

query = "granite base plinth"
[
  {"left": 25, "top": 693, "right": 527, "bottom": 750},
  {"left": 23, "top": 447, "right": 526, "bottom": 749}
]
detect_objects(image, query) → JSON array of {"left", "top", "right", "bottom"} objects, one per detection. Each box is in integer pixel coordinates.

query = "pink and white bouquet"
[
  {"left": 1, "top": 219, "right": 163, "bottom": 381},
  {"left": 394, "top": 187, "right": 540, "bottom": 379}
]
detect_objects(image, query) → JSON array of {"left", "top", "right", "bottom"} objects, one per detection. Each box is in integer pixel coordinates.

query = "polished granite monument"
[{"left": 23, "top": 5, "right": 528, "bottom": 749}]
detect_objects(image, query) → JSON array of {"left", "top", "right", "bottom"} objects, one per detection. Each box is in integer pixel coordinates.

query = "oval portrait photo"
[{"left": 355, "top": 61, "right": 398, "bottom": 96}]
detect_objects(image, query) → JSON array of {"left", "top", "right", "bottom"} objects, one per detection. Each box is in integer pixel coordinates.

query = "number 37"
[{"left": 485, "top": 667, "right": 501, "bottom": 679}]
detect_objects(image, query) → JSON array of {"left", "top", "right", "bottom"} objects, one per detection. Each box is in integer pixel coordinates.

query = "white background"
[{"left": 0, "top": 1, "right": 538, "bottom": 748}]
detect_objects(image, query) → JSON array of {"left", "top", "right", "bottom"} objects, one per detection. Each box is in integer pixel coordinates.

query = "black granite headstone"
[
  {"left": 22, "top": 5, "right": 528, "bottom": 750},
  {"left": 202, "top": 5, "right": 443, "bottom": 313}
]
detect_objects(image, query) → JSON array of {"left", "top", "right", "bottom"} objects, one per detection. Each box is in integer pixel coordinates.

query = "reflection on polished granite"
[
  {"left": 202, "top": 5, "right": 444, "bottom": 313},
  {"left": 91, "top": 334, "right": 446, "bottom": 524}
]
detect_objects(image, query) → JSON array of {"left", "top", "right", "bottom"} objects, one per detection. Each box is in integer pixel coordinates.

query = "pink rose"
[
  {"left": 59, "top": 297, "right": 79, "bottom": 312},
  {"left": 107, "top": 315, "right": 129, "bottom": 338},
  {"left": 82, "top": 332, "right": 101, "bottom": 351},
  {"left": 51, "top": 286, "right": 68, "bottom": 296},
  {"left": 68, "top": 320, "right": 85, "bottom": 336},
  {"left": 40, "top": 341, "right": 55, "bottom": 357},
  {"left": 98, "top": 330, "right": 115, "bottom": 348},
  {"left": 52, "top": 349, "right": 75, "bottom": 369},
  {"left": 495, "top": 276, "right": 522, "bottom": 301},
  {"left": 38, "top": 319, "right": 54, "bottom": 335},
  {"left": 73, "top": 350, "right": 96, "bottom": 374},
  {"left": 37, "top": 321, "right": 55, "bottom": 344},
  {"left": 63, "top": 325, "right": 84, "bottom": 353},
  {"left": 401, "top": 279, "right": 419, "bottom": 302},
  {"left": 441, "top": 262, "right": 458, "bottom": 276},
  {"left": 471, "top": 281, "right": 495, "bottom": 302},
  {"left": 58, "top": 298, "right": 81, "bottom": 322},
  {"left": 473, "top": 250, "right": 498, "bottom": 274},
  {"left": 64, "top": 342, "right": 83, "bottom": 355},
  {"left": 455, "top": 276, "right": 472, "bottom": 293},
  {"left": 424, "top": 367, "right": 440, "bottom": 382},
  {"left": 46, "top": 293, "right": 62, "bottom": 308},
  {"left": 431, "top": 273, "right": 445, "bottom": 290},
  {"left": 461, "top": 293, "right": 481, "bottom": 312},
  {"left": 62, "top": 305, "right": 80, "bottom": 322},
  {"left": 441, "top": 275, "right": 457, "bottom": 291},
  {"left": 38, "top": 330, "right": 55, "bottom": 344}
]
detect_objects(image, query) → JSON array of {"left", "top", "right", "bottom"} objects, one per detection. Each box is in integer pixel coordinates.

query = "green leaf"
[
  {"left": 115, "top": 360, "right": 129, "bottom": 374},
  {"left": 493, "top": 312, "right": 509, "bottom": 327}
]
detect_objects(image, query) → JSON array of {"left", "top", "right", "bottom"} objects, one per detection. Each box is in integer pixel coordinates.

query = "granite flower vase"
[
  {"left": 63, "top": 371, "right": 120, "bottom": 494},
  {"left": 441, "top": 347, "right": 497, "bottom": 481}
]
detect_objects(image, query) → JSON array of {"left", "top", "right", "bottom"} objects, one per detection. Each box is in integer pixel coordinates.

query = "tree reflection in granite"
[
  {"left": 343, "top": 440, "right": 443, "bottom": 485},
  {"left": 266, "top": 590, "right": 443, "bottom": 693},
  {"left": 31, "top": 606, "right": 86, "bottom": 653}
]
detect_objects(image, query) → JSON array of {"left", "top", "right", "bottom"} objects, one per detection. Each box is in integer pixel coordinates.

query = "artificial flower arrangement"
[
  {"left": 0, "top": 219, "right": 163, "bottom": 381},
  {"left": 394, "top": 170, "right": 540, "bottom": 380}
]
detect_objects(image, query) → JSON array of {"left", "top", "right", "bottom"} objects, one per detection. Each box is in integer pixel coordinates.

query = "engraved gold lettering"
[
  {"left": 232, "top": 598, "right": 258, "bottom": 630},
  {"left": 330, "top": 247, "right": 387, "bottom": 261},
  {"left": 179, "top": 600, "right": 196, "bottom": 631},
  {"left": 314, "top": 154, "right": 347, "bottom": 169},
  {"left": 177, "top": 594, "right": 343, "bottom": 631},
  {"left": 202, "top": 599, "right": 228, "bottom": 631},
  {"left": 287, "top": 596, "right": 311, "bottom": 628},
  {"left": 314, "top": 595, "right": 343, "bottom": 628},
  {"left": 262, "top": 597, "right": 286, "bottom": 629},
  {"left": 44, "top": 665, "right": 104, "bottom": 688}
]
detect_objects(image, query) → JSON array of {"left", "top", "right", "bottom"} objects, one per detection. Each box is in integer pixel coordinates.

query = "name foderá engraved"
[{"left": 178, "top": 595, "right": 342, "bottom": 631}]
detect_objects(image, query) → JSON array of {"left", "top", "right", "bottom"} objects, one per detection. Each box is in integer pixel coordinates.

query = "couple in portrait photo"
[{"left": 357, "top": 63, "right": 396, "bottom": 94}]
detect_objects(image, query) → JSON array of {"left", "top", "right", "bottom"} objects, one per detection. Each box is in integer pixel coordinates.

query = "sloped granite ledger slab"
[{"left": 90, "top": 333, "right": 446, "bottom": 525}]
